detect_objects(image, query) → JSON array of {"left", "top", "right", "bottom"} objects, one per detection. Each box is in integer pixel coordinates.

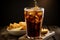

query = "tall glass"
[{"left": 24, "top": 7, "right": 44, "bottom": 39}]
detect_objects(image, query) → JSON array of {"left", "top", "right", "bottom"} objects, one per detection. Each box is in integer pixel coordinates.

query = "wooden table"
[
  {"left": 0, "top": 26, "right": 56, "bottom": 40},
  {"left": 18, "top": 31, "right": 55, "bottom": 40}
]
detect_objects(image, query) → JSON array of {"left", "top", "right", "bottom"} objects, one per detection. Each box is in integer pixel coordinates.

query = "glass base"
[{"left": 26, "top": 35, "right": 41, "bottom": 40}]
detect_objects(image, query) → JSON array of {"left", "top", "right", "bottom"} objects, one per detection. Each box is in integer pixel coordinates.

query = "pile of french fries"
[{"left": 7, "top": 22, "right": 26, "bottom": 30}]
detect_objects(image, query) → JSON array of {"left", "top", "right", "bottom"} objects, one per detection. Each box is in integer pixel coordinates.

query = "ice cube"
[
  {"left": 26, "top": 15, "right": 29, "bottom": 19},
  {"left": 35, "top": 15, "right": 39, "bottom": 20},
  {"left": 35, "top": 18, "right": 39, "bottom": 23},
  {"left": 28, "top": 11, "right": 35, "bottom": 16},
  {"left": 37, "top": 11, "right": 42, "bottom": 16}
]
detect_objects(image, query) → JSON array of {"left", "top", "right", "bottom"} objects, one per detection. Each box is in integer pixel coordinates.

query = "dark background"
[{"left": 0, "top": 0, "right": 60, "bottom": 27}]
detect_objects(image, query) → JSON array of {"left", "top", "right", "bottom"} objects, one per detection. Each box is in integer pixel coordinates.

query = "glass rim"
[{"left": 24, "top": 7, "right": 44, "bottom": 12}]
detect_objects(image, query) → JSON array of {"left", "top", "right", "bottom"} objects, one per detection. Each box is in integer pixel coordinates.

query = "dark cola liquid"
[{"left": 24, "top": 10, "right": 43, "bottom": 37}]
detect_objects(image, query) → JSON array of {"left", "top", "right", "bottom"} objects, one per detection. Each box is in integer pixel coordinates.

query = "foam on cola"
[{"left": 24, "top": 7, "right": 43, "bottom": 37}]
